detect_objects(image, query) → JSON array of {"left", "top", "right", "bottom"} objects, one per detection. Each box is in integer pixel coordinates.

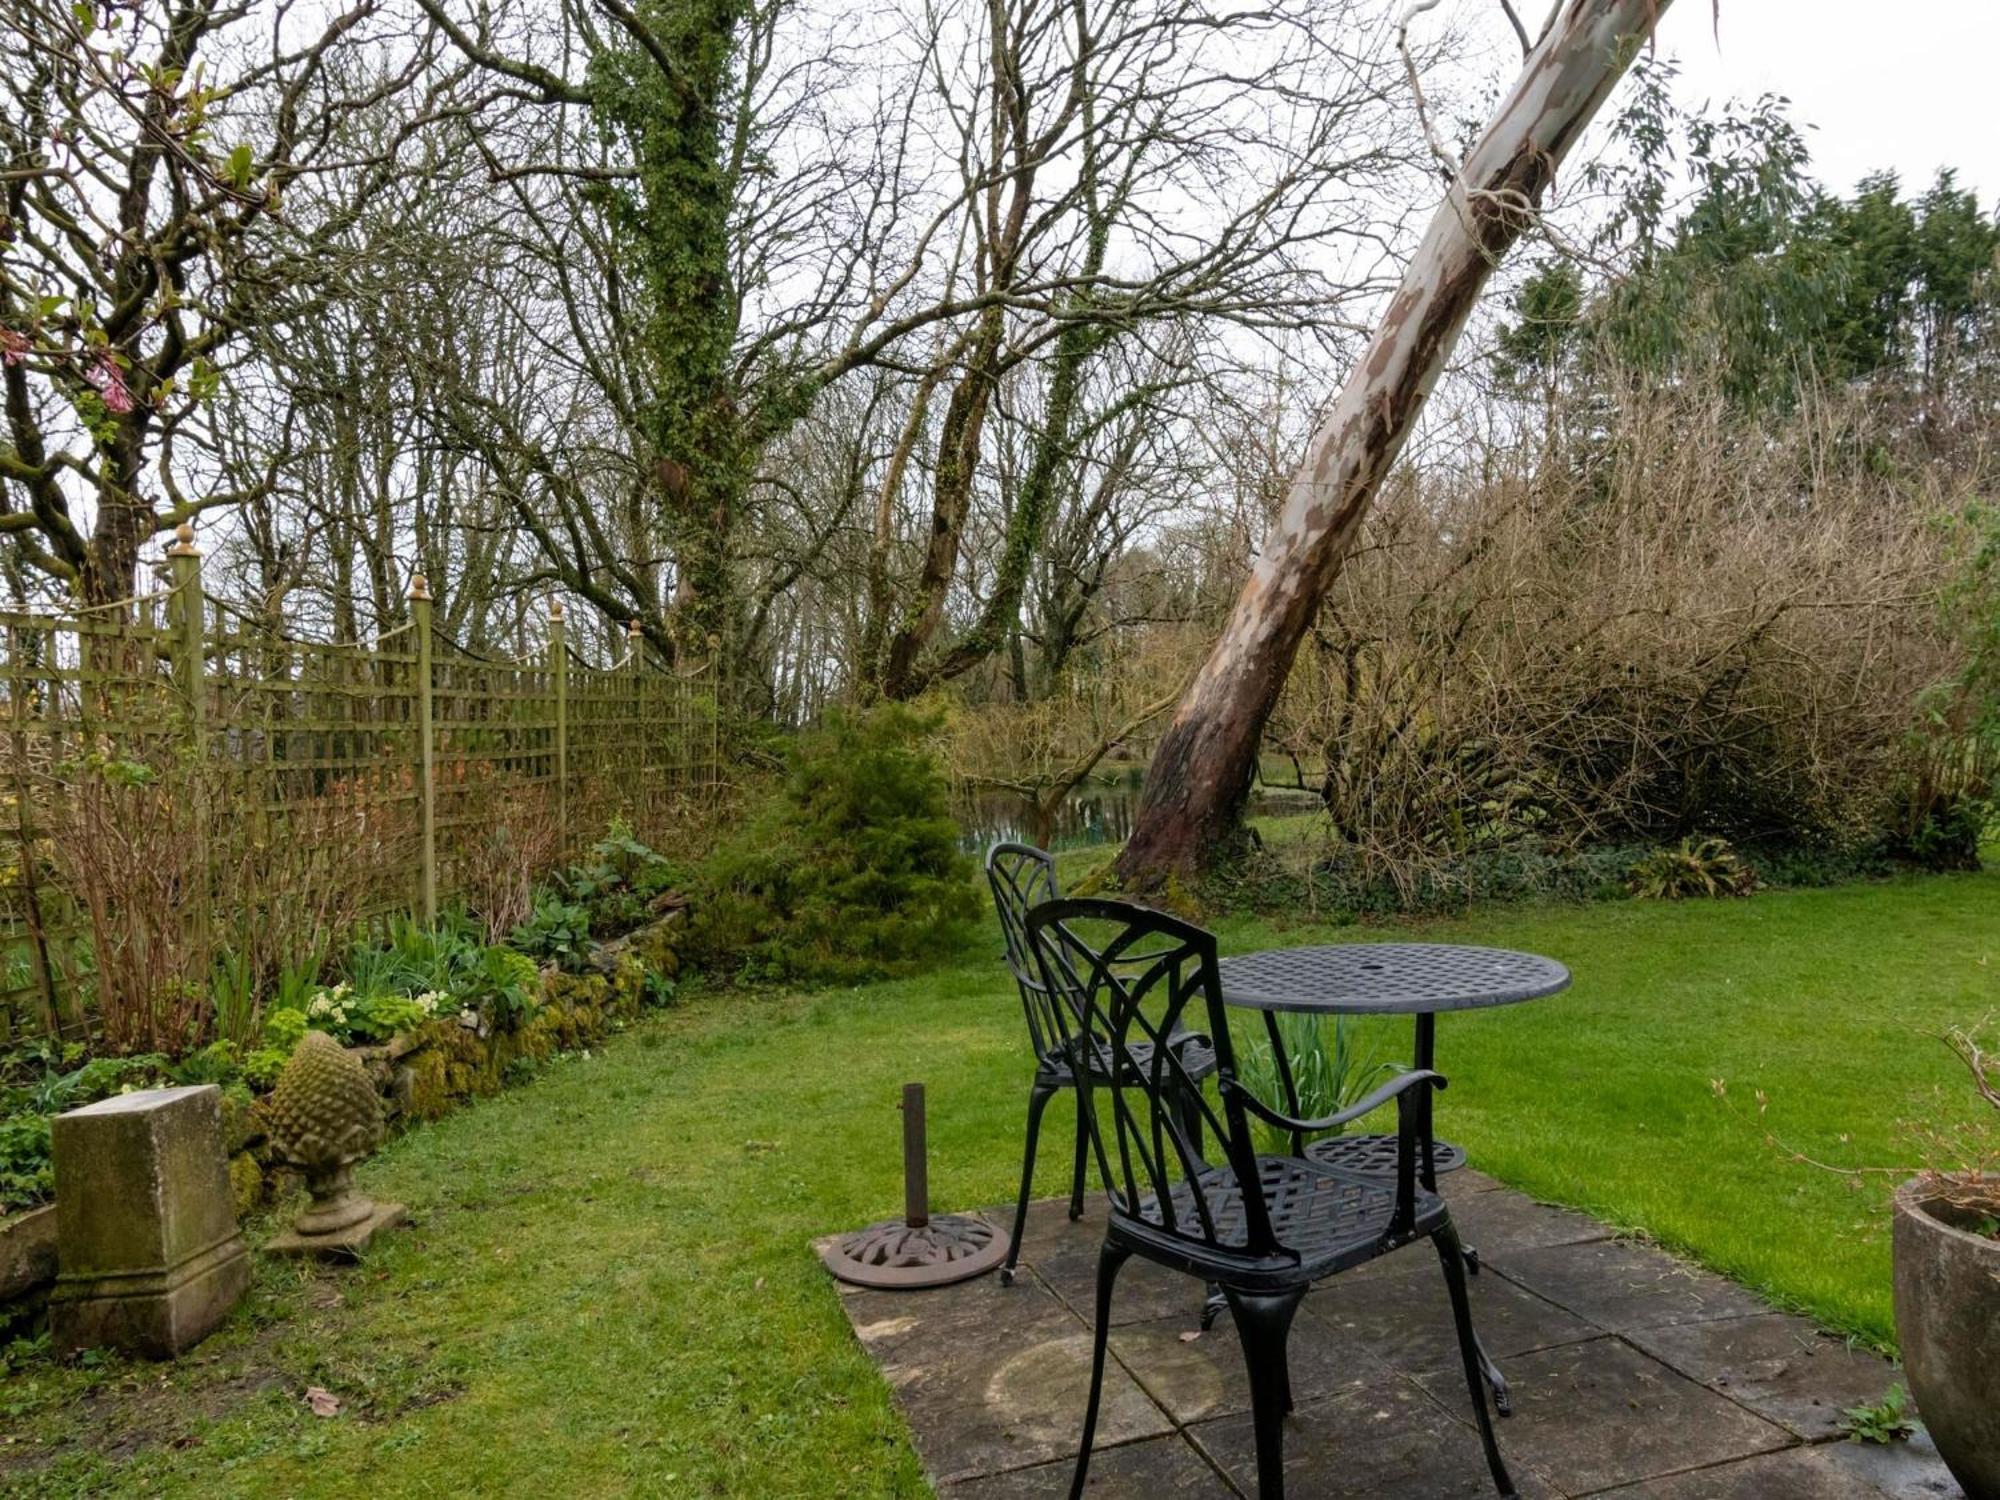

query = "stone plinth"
[{"left": 49, "top": 1084, "right": 250, "bottom": 1359}]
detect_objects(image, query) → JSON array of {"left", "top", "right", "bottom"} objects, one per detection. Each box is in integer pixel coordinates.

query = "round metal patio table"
[
  {"left": 1215, "top": 943, "right": 1571, "bottom": 1187},
  {"left": 1215, "top": 943, "right": 1570, "bottom": 1413}
]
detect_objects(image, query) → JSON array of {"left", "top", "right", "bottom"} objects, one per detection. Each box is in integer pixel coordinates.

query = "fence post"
[
  {"left": 549, "top": 599, "right": 568, "bottom": 858},
  {"left": 626, "top": 619, "right": 642, "bottom": 807},
  {"left": 409, "top": 574, "right": 436, "bottom": 926},
  {"left": 166, "top": 524, "right": 206, "bottom": 747},
  {"left": 166, "top": 524, "right": 213, "bottom": 969}
]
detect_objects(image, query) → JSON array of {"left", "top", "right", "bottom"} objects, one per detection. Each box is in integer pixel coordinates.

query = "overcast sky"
[{"left": 1576, "top": 1, "right": 1998, "bottom": 204}]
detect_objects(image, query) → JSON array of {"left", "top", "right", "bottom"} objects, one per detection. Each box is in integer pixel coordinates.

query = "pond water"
[{"left": 955, "top": 769, "right": 1320, "bottom": 852}]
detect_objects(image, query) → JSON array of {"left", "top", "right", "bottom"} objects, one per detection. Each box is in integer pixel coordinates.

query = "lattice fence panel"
[{"left": 0, "top": 573, "right": 722, "bottom": 1042}]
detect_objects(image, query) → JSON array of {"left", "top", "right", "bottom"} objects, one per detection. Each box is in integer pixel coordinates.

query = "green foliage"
[
  {"left": 1219, "top": 839, "right": 1649, "bottom": 922},
  {"left": 343, "top": 911, "right": 484, "bottom": 999},
  {"left": 1842, "top": 1383, "right": 1915, "bottom": 1444},
  {"left": 0, "top": 1049, "right": 172, "bottom": 1212},
  {"left": 1895, "top": 796, "right": 1990, "bottom": 872},
  {"left": 167, "top": 1040, "right": 240, "bottom": 1088},
  {"left": 692, "top": 704, "right": 979, "bottom": 983},
  {"left": 1569, "top": 59, "right": 1999, "bottom": 412},
  {"left": 1234, "top": 1013, "right": 1399, "bottom": 1156},
  {"left": 207, "top": 951, "right": 256, "bottom": 1050},
  {"left": 241, "top": 1047, "right": 293, "bottom": 1092},
  {"left": 553, "top": 819, "right": 679, "bottom": 937},
  {"left": 306, "top": 911, "right": 546, "bottom": 1042},
  {"left": 511, "top": 893, "right": 593, "bottom": 972},
  {"left": 475, "top": 945, "right": 543, "bottom": 1030},
  {"left": 1626, "top": 837, "right": 1757, "bottom": 900},
  {"left": 1494, "top": 259, "right": 1586, "bottom": 397},
  {"left": 261, "top": 1007, "right": 308, "bottom": 1054},
  {"left": 0, "top": 1111, "right": 52, "bottom": 1213}
]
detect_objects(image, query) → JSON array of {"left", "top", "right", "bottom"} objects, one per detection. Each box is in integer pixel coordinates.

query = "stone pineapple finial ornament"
[{"left": 262, "top": 1031, "right": 407, "bottom": 1257}]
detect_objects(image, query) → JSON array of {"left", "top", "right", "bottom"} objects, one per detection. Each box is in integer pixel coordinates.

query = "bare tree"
[
  {"left": 0, "top": 0, "right": 454, "bottom": 602},
  {"left": 412, "top": 0, "right": 1422, "bottom": 675},
  {"left": 1115, "top": 0, "right": 1675, "bottom": 887}
]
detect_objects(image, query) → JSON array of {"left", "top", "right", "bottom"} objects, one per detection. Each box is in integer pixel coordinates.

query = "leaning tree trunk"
[{"left": 1116, "top": 0, "right": 1674, "bottom": 888}]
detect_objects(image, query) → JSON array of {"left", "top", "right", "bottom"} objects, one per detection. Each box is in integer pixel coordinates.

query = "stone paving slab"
[
  {"left": 1411, "top": 1334, "right": 1791, "bottom": 1495},
  {"left": 1108, "top": 1308, "right": 1386, "bottom": 1425},
  {"left": 823, "top": 1178, "right": 1963, "bottom": 1499},
  {"left": 834, "top": 1269, "right": 1173, "bottom": 1485},
  {"left": 1192, "top": 1375, "right": 1563, "bottom": 1499},
  {"left": 1625, "top": 1312, "right": 1901, "bottom": 1441},
  {"left": 1302, "top": 1256, "right": 1597, "bottom": 1382},
  {"left": 1445, "top": 1187, "right": 1617, "bottom": 1256},
  {"left": 1491, "top": 1238, "right": 1773, "bottom": 1334},
  {"left": 939, "top": 1436, "right": 1234, "bottom": 1499}
]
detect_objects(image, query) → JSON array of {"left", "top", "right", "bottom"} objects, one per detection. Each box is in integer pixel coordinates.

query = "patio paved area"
[{"left": 828, "top": 1171, "right": 1964, "bottom": 1498}]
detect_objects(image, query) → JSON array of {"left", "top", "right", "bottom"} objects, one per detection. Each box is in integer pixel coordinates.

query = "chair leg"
[
  {"left": 1068, "top": 1241, "right": 1130, "bottom": 1500},
  {"left": 1068, "top": 1089, "right": 1089, "bottom": 1222},
  {"left": 1434, "top": 1221, "right": 1517, "bottom": 1498},
  {"left": 1224, "top": 1285, "right": 1305, "bottom": 1500},
  {"left": 1200, "top": 1283, "right": 1226, "bottom": 1331},
  {"left": 1002, "top": 1080, "right": 1058, "bottom": 1287}
]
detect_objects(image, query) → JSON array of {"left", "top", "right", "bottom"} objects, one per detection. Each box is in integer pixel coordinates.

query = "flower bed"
[{"left": 1, "top": 909, "right": 684, "bottom": 1322}]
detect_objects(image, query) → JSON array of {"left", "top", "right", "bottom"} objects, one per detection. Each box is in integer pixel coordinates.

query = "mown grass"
[{"left": 2, "top": 860, "right": 1995, "bottom": 1496}]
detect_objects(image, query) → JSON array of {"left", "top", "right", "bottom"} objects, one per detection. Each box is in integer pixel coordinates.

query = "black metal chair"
[
  {"left": 1024, "top": 898, "right": 1514, "bottom": 1500},
  {"left": 985, "top": 843, "right": 1218, "bottom": 1285}
]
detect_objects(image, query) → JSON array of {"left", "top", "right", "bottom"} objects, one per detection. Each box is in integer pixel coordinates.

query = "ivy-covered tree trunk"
[
  {"left": 589, "top": 0, "right": 747, "bottom": 661},
  {"left": 1115, "top": 0, "right": 1674, "bottom": 890},
  {"left": 880, "top": 305, "right": 1006, "bottom": 699}
]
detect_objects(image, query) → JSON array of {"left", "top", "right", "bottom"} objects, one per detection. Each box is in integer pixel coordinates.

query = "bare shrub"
[
  {"left": 452, "top": 780, "right": 563, "bottom": 943},
  {"left": 1272, "top": 373, "right": 1993, "bottom": 895},
  {"left": 31, "top": 739, "right": 400, "bottom": 1054},
  {"left": 39, "top": 747, "right": 212, "bottom": 1053}
]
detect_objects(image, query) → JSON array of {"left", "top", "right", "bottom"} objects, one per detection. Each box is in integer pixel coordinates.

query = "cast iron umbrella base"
[{"left": 821, "top": 1083, "right": 1008, "bottom": 1291}]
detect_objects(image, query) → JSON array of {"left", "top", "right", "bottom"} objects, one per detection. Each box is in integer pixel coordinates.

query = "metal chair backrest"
[
  {"left": 985, "top": 842, "right": 1069, "bottom": 1061},
  {"left": 1024, "top": 897, "right": 1283, "bottom": 1262}
]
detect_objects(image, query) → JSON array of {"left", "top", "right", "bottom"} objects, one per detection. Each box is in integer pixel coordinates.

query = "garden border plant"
[{"left": 0, "top": 819, "right": 697, "bottom": 1324}]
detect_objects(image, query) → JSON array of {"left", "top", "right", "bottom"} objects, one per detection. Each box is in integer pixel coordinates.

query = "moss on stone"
[{"left": 227, "top": 1152, "right": 263, "bottom": 1220}]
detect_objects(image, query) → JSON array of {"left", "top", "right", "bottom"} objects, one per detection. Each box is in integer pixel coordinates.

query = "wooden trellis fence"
[{"left": 0, "top": 528, "right": 722, "bottom": 1041}]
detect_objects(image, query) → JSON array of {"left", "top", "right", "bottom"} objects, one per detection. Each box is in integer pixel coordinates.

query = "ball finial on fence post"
[
  {"left": 407, "top": 573, "right": 432, "bottom": 603},
  {"left": 548, "top": 597, "right": 564, "bottom": 624},
  {"left": 627, "top": 617, "right": 642, "bottom": 642},
  {"left": 167, "top": 521, "right": 200, "bottom": 557}
]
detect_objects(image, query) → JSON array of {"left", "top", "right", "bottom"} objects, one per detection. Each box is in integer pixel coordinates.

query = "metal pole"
[{"left": 901, "top": 1082, "right": 929, "bottom": 1229}]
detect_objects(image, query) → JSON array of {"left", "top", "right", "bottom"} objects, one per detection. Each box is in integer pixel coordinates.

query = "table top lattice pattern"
[{"left": 1216, "top": 943, "right": 1570, "bottom": 1015}]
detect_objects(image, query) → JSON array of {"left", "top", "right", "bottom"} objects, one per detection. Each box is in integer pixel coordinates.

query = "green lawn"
[{"left": 3, "top": 865, "right": 1996, "bottom": 1496}]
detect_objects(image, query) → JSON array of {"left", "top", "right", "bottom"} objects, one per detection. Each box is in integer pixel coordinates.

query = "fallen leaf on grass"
[{"left": 305, "top": 1386, "right": 341, "bottom": 1417}]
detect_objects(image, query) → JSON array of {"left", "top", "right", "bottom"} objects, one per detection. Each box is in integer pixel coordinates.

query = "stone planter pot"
[{"left": 1893, "top": 1179, "right": 2000, "bottom": 1500}]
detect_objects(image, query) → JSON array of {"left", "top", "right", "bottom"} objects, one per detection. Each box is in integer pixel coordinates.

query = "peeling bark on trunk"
[{"left": 1116, "top": 0, "right": 1673, "bottom": 889}]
